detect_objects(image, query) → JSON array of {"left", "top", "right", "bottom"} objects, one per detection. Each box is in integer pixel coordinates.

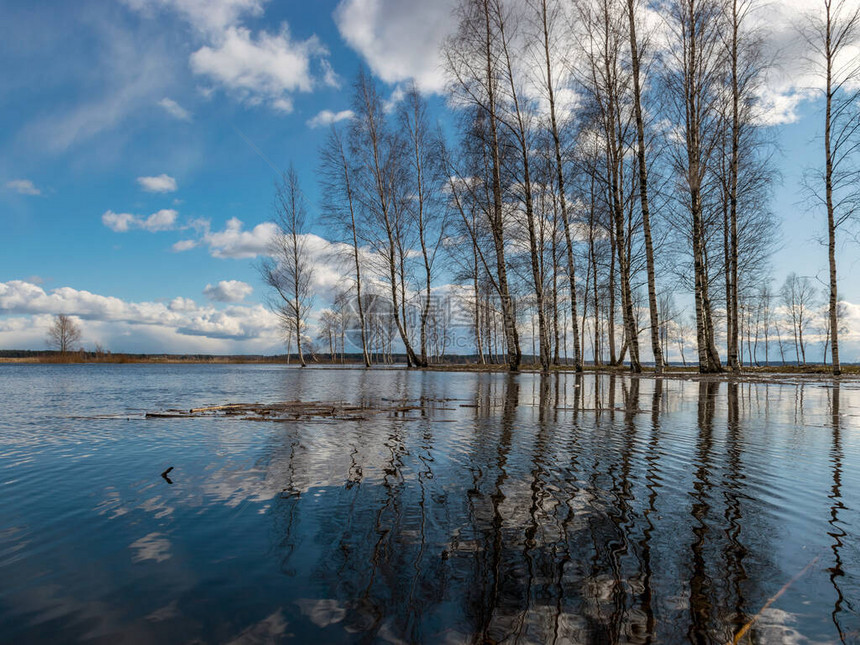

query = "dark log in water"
[{"left": 145, "top": 400, "right": 434, "bottom": 422}]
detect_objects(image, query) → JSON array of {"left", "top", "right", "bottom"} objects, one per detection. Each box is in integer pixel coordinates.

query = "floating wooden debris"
[{"left": 144, "top": 399, "right": 439, "bottom": 422}]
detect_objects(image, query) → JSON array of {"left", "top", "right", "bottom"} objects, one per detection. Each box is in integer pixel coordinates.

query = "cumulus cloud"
[
  {"left": 0, "top": 280, "right": 168, "bottom": 322},
  {"left": 5, "top": 179, "right": 41, "bottom": 196},
  {"left": 102, "top": 208, "right": 178, "bottom": 232},
  {"left": 190, "top": 26, "right": 333, "bottom": 112},
  {"left": 172, "top": 217, "right": 277, "bottom": 255},
  {"left": 307, "top": 109, "right": 354, "bottom": 128},
  {"left": 0, "top": 280, "right": 281, "bottom": 351},
  {"left": 157, "top": 97, "right": 192, "bottom": 121},
  {"left": 172, "top": 219, "right": 357, "bottom": 297},
  {"left": 137, "top": 174, "right": 178, "bottom": 193},
  {"left": 743, "top": 1, "right": 833, "bottom": 125},
  {"left": 181, "top": 217, "right": 277, "bottom": 258},
  {"left": 123, "top": 0, "right": 266, "bottom": 36},
  {"left": 334, "top": 0, "right": 456, "bottom": 94},
  {"left": 127, "top": 0, "right": 335, "bottom": 113},
  {"left": 204, "top": 280, "right": 253, "bottom": 302},
  {"left": 172, "top": 239, "right": 198, "bottom": 252}
]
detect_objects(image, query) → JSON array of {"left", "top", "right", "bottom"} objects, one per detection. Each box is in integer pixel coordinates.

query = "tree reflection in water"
[
  {"left": 260, "top": 373, "right": 857, "bottom": 643},
  {"left": 829, "top": 383, "right": 849, "bottom": 642}
]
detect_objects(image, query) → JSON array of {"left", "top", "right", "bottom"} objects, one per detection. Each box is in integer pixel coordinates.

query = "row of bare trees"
[
  {"left": 654, "top": 273, "right": 845, "bottom": 368},
  {"left": 261, "top": 0, "right": 858, "bottom": 374}
]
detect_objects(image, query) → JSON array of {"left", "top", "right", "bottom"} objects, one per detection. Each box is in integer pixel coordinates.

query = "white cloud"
[
  {"left": 102, "top": 208, "right": 178, "bottom": 232},
  {"left": 334, "top": 0, "right": 456, "bottom": 94},
  {"left": 145, "top": 209, "right": 179, "bottom": 230},
  {"left": 4, "top": 179, "right": 41, "bottom": 196},
  {"left": 270, "top": 97, "right": 294, "bottom": 113},
  {"left": 307, "top": 109, "right": 354, "bottom": 128},
  {"left": 137, "top": 173, "right": 178, "bottom": 193},
  {"left": 102, "top": 211, "right": 136, "bottom": 233},
  {"left": 168, "top": 296, "right": 198, "bottom": 312},
  {"left": 197, "top": 217, "right": 277, "bottom": 258},
  {"left": 0, "top": 280, "right": 167, "bottom": 322},
  {"left": 190, "top": 26, "right": 333, "bottom": 112},
  {"left": 172, "top": 239, "right": 198, "bottom": 252},
  {"left": 320, "top": 59, "right": 340, "bottom": 88},
  {"left": 123, "top": 0, "right": 266, "bottom": 36},
  {"left": 383, "top": 85, "right": 406, "bottom": 113},
  {"left": 204, "top": 280, "right": 254, "bottom": 302},
  {"left": 0, "top": 280, "right": 281, "bottom": 351},
  {"left": 157, "top": 97, "right": 192, "bottom": 121},
  {"left": 125, "top": 0, "right": 337, "bottom": 113},
  {"left": 173, "top": 219, "right": 362, "bottom": 298},
  {"left": 745, "top": 1, "right": 830, "bottom": 125}
]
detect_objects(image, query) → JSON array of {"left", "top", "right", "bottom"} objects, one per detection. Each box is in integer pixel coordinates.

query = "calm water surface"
[{"left": 0, "top": 365, "right": 858, "bottom": 644}]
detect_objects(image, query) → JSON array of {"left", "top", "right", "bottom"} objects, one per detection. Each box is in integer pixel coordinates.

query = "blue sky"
[
  {"left": 2, "top": 1, "right": 358, "bottom": 298},
  {"left": 1, "top": 0, "right": 859, "bottom": 358}
]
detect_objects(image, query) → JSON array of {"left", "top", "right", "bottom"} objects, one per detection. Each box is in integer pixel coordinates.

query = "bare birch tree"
[
  {"left": 781, "top": 272, "right": 818, "bottom": 366},
  {"left": 320, "top": 125, "right": 372, "bottom": 367},
  {"left": 626, "top": 0, "right": 664, "bottom": 372},
  {"left": 801, "top": 0, "right": 860, "bottom": 375},
  {"left": 261, "top": 166, "right": 315, "bottom": 367},
  {"left": 661, "top": 0, "right": 725, "bottom": 373},
  {"left": 399, "top": 85, "right": 449, "bottom": 366},
  {"left": 575, "top": 0, "right": 644, "bottom": 371},
  {"left": 528, "top": 0, "right": 584, "bottom": 371},
  {"left": 350, "top": 70, "right": 424, "bottom": 367},
  {"left": 445, "top": 0, "right": 522, "bottom": 370}
]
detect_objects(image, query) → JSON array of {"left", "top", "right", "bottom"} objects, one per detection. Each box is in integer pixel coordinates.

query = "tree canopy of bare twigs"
[
  {"left": 48, "top": 314, "right": 82, "bottom": 354},
  {"left": 260, "top": 166, "right": 315, "bottom": 367}
]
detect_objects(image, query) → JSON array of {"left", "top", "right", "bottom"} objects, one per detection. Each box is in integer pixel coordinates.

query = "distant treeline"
[
  {"left": 0, "top": 350, "right": 484, "bottom": 364},
  {"left": 1, "top": 349, "right": 855, "bottom": 373},
  {"left": 0, "top": 350, "right": 286, "bottom": 363}
]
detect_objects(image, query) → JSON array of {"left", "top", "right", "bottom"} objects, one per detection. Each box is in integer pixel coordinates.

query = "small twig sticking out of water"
[
  {"left": 161, "top": 466, "right": 174, "bottom": 484},
  {"left": 729, "top": 555, "right": 820, "bottom": 644}
]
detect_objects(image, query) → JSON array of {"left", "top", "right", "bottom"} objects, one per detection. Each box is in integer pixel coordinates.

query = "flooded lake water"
[{"left": 0, "top": 364, "right": 858, "bottom": 644}]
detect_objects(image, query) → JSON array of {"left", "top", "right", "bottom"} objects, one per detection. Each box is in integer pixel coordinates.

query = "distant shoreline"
[
  {"left": 1, "top": 352, "right": 857, "bottom": 376},
  {"left": 0, "top": 355, "right": 294, "bottom": 365}
]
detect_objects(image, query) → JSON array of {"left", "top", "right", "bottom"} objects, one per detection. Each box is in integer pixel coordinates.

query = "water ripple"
[{"left": 0, "top": 366, "right": 857, "bottom": 643}]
